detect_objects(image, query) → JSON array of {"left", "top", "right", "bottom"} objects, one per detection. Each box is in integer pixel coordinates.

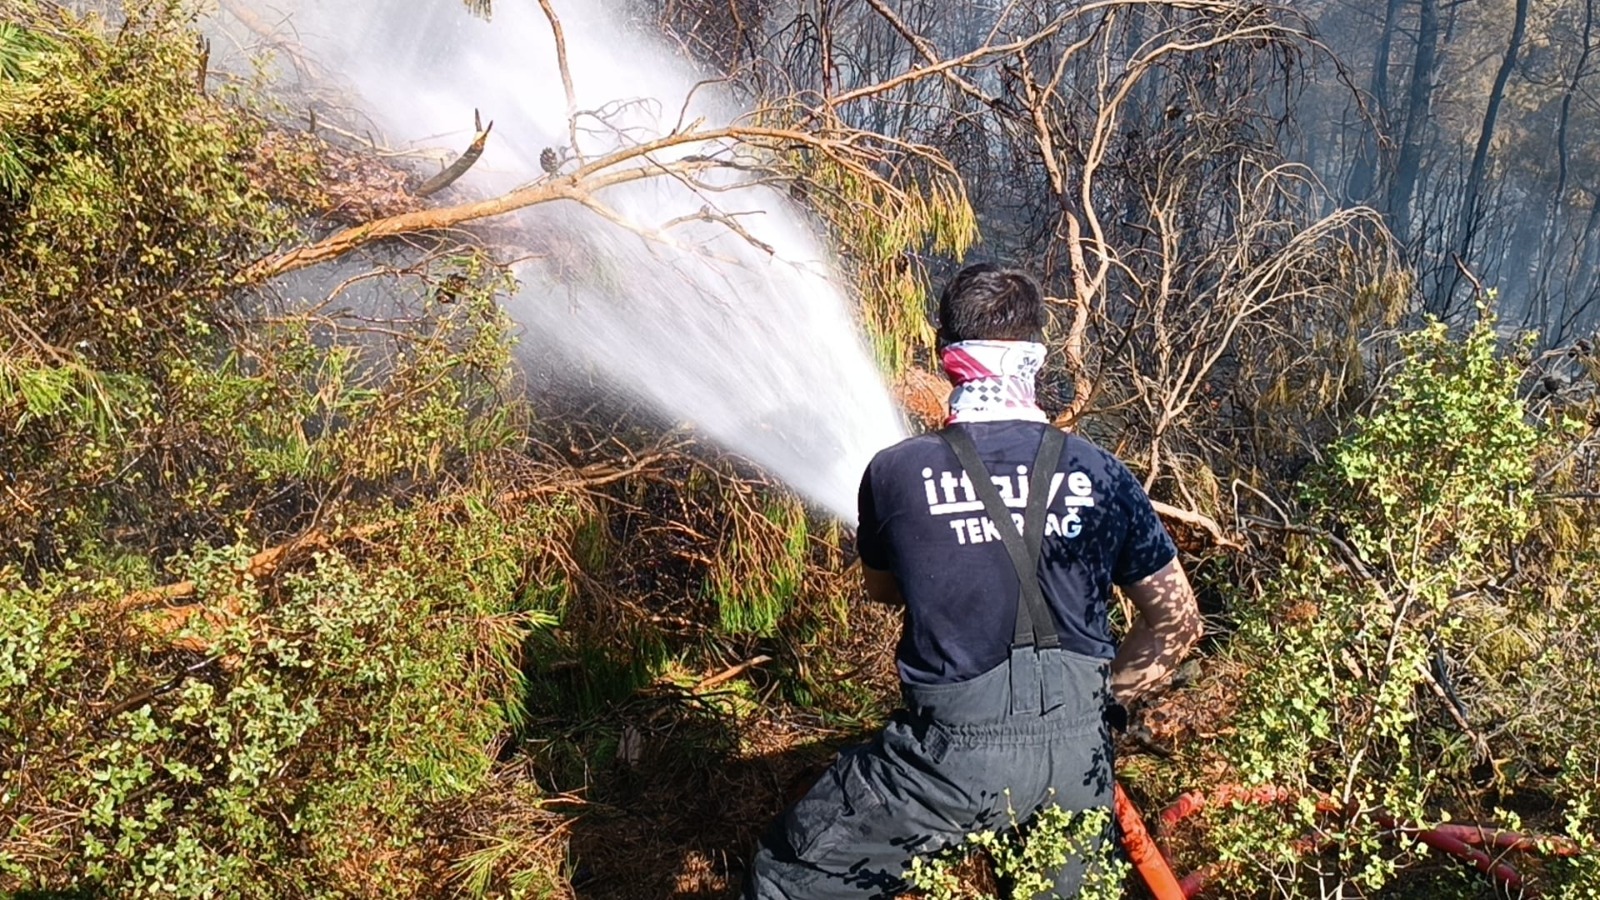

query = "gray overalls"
[{"left": 745, "top": 427, "right": 1116, "bottom": 899}]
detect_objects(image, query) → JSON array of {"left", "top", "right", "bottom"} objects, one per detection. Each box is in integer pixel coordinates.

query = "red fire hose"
[
  {"left": 1115, "top": 781, "right": 1582, "bottom": 899},
  {"left": 1114, "top": 782, "right": 1187, "bottom": 900}
]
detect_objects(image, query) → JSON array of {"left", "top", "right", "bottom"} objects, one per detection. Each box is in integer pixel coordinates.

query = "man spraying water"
[{"left": 745, "top": 264, "right": 1203, "bottom": 899}]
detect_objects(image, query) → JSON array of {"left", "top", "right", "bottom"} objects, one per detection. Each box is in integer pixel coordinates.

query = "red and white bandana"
[{"left": 940, "top": 340, "right": 1049, "bottom": 425}]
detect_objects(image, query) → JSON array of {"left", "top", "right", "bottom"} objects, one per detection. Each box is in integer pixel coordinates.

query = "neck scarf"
[{"left": 940, "top": 340, "right": 1049, "bottom": 425}]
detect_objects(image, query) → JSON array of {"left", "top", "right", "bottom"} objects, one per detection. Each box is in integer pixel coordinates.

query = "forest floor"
[{"left": 557, "top": 600, "right": 899, "bottom": 899}]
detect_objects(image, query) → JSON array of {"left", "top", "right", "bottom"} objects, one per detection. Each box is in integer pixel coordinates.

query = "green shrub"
[
  {"left": 2, "top": 0, "right": 279, "bottom": 565},
  {"left": 0, "top": 4, "right": 581, "bottom": 894},
  {"left": 0, "top": 494, "right": 577, "bottom": 897},
  {"left": 906, "top": 801, "right": 1127, "bottom": 900},
  {"left": 708, "top": 496, "right": 809, "bottom": 637},
  {"left": 1203, "top": 305, "right": 1600, "bottom": 895}
]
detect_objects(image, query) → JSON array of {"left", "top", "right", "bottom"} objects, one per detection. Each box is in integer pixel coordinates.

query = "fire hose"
[{"left": 1112, "top": 781, "right": 1582, "bottom": 899}]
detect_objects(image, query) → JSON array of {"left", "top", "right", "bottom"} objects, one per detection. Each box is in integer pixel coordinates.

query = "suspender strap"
[{"left": 939, "top": 424, "right": 1066, "bottom": 650}]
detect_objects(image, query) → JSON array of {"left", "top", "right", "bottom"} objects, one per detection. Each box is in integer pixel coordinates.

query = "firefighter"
[{"left": 744, "top": 264, "right": 1202, "bottom": 899}]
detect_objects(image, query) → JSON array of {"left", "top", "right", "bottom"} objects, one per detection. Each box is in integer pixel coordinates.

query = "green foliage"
[
  {"left": 0, "top": 20, "right": 53, "bottom": 196},
  {"left": 906, "top": 801, "right": 1127, "bottom": 900},
  {"left": 1, "top": 1, "right": 282, "bottom": 328},
  {"left": 0, "top": 494, "right": 577, "bottom": 897},
  {"left": 1331, "top": 306, "right": 1540, "bottom": 574},
  {"left": 1, "top": 0, "right": 528, "bottom": 569},
  {"left": 707, "top": 496, "right": 809, "bottom": 636},
  {"left": 1547, "top": 780, "right": 1600, "bottom": 898},
  {"left": 0, "top": 0, "right": 279, "bottom": 566},
  {"left": 1201, "top": 306, "right": 1600, "bottom": 895},
  {"left": 783, "top": 137, "right": 977, "bottom": 376},
  {"left": 0, "top": 4, "right": 583, "bottom": 895}
]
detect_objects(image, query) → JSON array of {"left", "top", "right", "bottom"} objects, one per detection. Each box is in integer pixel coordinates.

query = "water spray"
[{"left": 230, "top": 0, "right": 909, "bottom": 521}]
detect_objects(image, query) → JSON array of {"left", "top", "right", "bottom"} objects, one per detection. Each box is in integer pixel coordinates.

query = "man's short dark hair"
[{"left": 936, "top": 263, "right": 1047, "bottom": 345}]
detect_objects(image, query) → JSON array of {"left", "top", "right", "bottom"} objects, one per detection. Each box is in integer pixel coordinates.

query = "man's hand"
[
  {"left": 1109, "top": 560, "right": 1202, "bottom": 705},
  {"left": 863, "top": 565, "right": 905, "bottom": 606}
]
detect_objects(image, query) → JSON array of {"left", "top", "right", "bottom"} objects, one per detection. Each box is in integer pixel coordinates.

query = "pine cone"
[{"left": 540, "top": 147, "right": 559, "bottom": 174}]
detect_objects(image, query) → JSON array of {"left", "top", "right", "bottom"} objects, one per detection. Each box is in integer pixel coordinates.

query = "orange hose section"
[
  {"left": 1159, "top": 784, "right": 1336, "bottom": 830},
  {"left": 1430, "top": 823, "right": 1582, "bottom": 858},
  {"left": 1412, "top": 828, "right": 1526, "bottom": 893},
  {"left": 1114, "top": 782, "right": 1188, "bottom": 900},
  {"left": 1153, "top": 783, "right": 1583, "bottom": 898}
]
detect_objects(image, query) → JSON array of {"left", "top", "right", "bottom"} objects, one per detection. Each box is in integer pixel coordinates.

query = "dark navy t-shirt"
[{"left": 856, "top": 421, "right": 1177, "bottom": 685}]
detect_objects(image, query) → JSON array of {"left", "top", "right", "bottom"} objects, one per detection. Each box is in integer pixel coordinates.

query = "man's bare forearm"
[
  {"left": 1110, "top": 619, "right": 1192, "bottom": 703},
  {"left": 1110, "top": 562, "right": 1202, "bottom": 704}
]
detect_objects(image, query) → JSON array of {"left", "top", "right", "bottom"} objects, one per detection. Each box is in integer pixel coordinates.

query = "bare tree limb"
[
  {"left": 415, "top": 120, "right": 494, "bottom": 197},
  {"left": 695, "top": 655, "right": 773, "bottom": 691},
  {"left": 536, "top": 0, "right": 583, "bottom": 161},
  {"left": 239, "top": 122, "right": 941, "bottom": 284},
  {"left": 1151, "top": 500, "right": 1242, "bottom": 552}
]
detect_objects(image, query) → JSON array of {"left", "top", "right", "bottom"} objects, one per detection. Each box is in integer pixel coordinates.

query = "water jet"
[{"left": 232, "top": 0, "right": 911, "bottom": 521}]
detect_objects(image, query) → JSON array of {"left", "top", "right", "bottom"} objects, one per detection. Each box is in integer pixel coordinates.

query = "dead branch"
[
  {"left": 218, "top": 0, "right": 322, "bottom": 82},
  {"left": 121, "top": 442, "right": 685, "bottom": 650},
  {"left": 1421, "top": 660, "right": 1491, "bottom": 761},
  {"left": 1452, "top": 252, "right": 1487, "bottom": 302},
  {"left": 1151, "top": 500, "right": 1241, "bottom": 553},
  {"left": 859, "top": 0, "right": 996, "bottom": 107},
  {"left": 240, "top": 164, "right": 691, "bottom": 283},
  {"left": 817, "top": 19, "right": 1075, "bottom": 114},
  {"left": 535, "top": 0, "right": 582, "bottom": 161},
  {"left": 415, "top": 121, "right": 494, "bottom": 197},
  {"left": 237, "top": 124, "right": 911, "bottom": 284},
  {"left": 496, "top": 449, "right": 682, "bottom": 504},
  {"left": 695, "top": 655, "right": 772, "bottom": 691},
  {"left": 118, "top": 522, "right": 393, "bottom": 614}
]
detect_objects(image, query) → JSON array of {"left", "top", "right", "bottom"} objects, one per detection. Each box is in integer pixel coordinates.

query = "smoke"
[{"left": 230, "top": 0, "right": 908, "bottom": 521}]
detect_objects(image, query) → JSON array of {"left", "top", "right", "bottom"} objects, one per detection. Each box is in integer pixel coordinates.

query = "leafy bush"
[
  {"left": 2, "top": 0, "right": 281, "bottom": 567},
  {"left": 1, "top": 428, "right": 588, "bottom": 898},
  {"left": 906, "top": 802, "right": 1127, "bottom": 900},
  {"left": 1201, "top": 306, "right": 1600, "bottom": 895},
  {"left": 0, "top": 4, "right": 584, "bottom": 895},
  {"left": 0, "top": 492, "right": 579, "bottom": 897}
]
